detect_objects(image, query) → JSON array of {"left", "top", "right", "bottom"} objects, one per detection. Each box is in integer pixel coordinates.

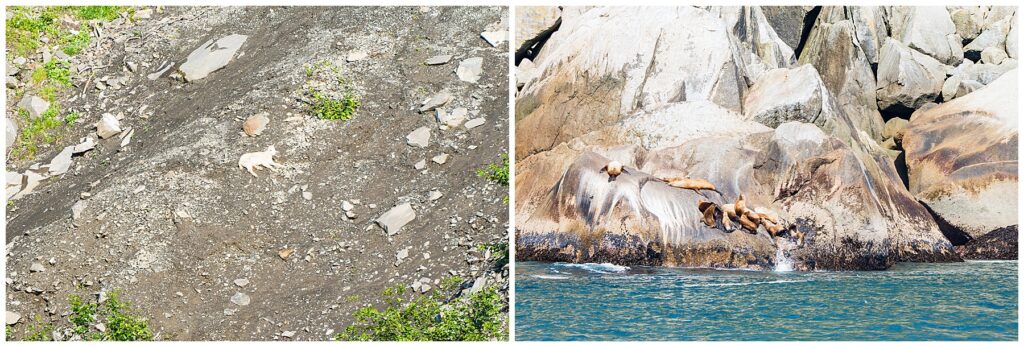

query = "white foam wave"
[
  {"left": 532, "top": 275, "right": 571, "bottom": 280},
  {"left": 682, "top": 279, "right": 810, "bottom": 288},
  {"left": 557, "top": 262, "right": 631, "bottom": 274}
]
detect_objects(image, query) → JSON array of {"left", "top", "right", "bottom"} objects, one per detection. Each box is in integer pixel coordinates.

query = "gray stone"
[
  {"left": 464, "top": 118, "right": 485, "bottom": 129},
  {"left": 95, "top": 113, "right": 122, "bottom": 139},
  {"left": 6, "top": 311, "right": 21, "bottom": 325},
  {"left": 470, "top": 276, "right": 487, "bottom": 293},
  {"left": 406, "top": 126, "right": 430, "bottom": 148},
  {"left": 179, "top": 34, "right": 248, "bottom": 81},
  {"left": 418, "top": 92, "right": 450, "bottom": 113},
  {"left": 950, "top": 8, "right": 983, "bottom": 41},
  {"left": 414, "top": 159, "right": 426, "bottom": 170},
  {"left": 6, "top": 117, "right": 17, "bottom": 151},
  {"left": 72, "top": 136, "right": 96, "bottom": 153},
  {"left": 281, "top": 331, "right": 296, "bottom": 338},
  {"left": 941, "top": 74, "right": 962, "bottom": 101},
  {"left": 424, "top": 55, "right": 452, "bottom": 65},
  {"left": 45, "top": 146, "right": 74, "bottom": 176},
  {"left": 876, "top": 38, "right": 946, "bottom": 111},
  {"left": 882, "top": 117, "right": 909, "bottom": 142},
  {"left": 743, "top": 65, "right": 827, "bottom": 128},
  {"left": 376, "top": 203, "right": 416, "bottom": 236},
  {"left": 981, "top": 46, "right": 1008, "bottom": 65},
  {"left": 395, "top": 248, "right": 409, "bottom": 263},
  {"left": 17, "top": 96, "right": 49, "bottom": 119},
  {"left": 427, "top": 190, "right": 443, "bottom": 201},
  {"left": 230, "top": 292, "right": 250, "bottom": 306},
  {"left": 456, "top": 57, "right": 483, "bottom": 83},
  {"left": 30, "top": 263, "right": 44, "bottom": 272},
  {"left": 341, "top": 200, "right": 354, "bottom": 211},
  {"left": 233, "top": 279, "right": 249, "bottom": 287},
  {"left": 436, "top": 107, "right": 467, "bottom": 127}
]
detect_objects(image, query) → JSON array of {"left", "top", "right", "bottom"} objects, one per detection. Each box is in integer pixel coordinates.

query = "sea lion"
[
  {"left": 738, "top": 212, "right": 758, "bottom": 233},
  {"left": 697, "top": 200, "right": 716, "bottom": 213},
  {"left": 701, "top": 203, "right": 718, "bottom": 228},
  {"left": 734, "top": 194, "right": 748, "bottom": 216},
  {"left": 662, "top": 176, "right": 722, "bottom": 196},
  {"left": 600, "top": 160, "right": 627, "bottom": 177},
  {"left": 743, "top": 210, "right": 762, "bottom": 225},
  {"left": 719, "top": 203, "right": 738, "bottom": 231},
  {"left": 753, "top": 206, "right": 779, "bottom": 224},
  {"left": 763, "top": 219, "right": 784, "bottom": 237},
  {"left": 789, "top": 225, "right": 806, "bottom": 246}
]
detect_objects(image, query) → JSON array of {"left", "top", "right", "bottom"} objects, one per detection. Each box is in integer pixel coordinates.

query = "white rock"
[
  {"left": 72, "top": 137, "right": 96, "bottom": 153},
  {"left": 428, "top": 190, "right": 443, "bottom": 201},
  {"left": 981, "top": 47, "right": 1008, "bottom": 65},
  {"left": 341, "top": 200, "right": 354, "bottom": 211},
  {"left": 281, "top": 331, "right": 296, "bottom": 338},
  {"left": 243, "top": 113, "right": 270, "bottom": 136},
  {"left": 95, "top": 113, "right": 122, "bottom": 139},
  {"left": 71, "top": 200, "right": 87, "bottom": 222},
  {"left": 419, "top": 91, "right": 451, "bottom": 113},
  {"left": 44, "top": 146, "right": 75, "bottom": 176},
  {"left": 179, "top": 34, "right": 248, "bottom": 81},
  {"left": 424, "top": 55, "right": 452, "bottom": 65},
  {"left": 233, "top": 279, "right": 249, "bottom": 287},
  {"left": 464, "top": 118, "right": 486, "bottom": 129},
  {"left": 30, "top": 263, "right": 44, "bottom": 272},
  {"left": 480, "top": 31, "right": 508, "bottom": 47},
  {"left": 5, "top": 117, "right": 17, "bottom": 151},
  {"left": 406, "top": 126, "right": 431, "bottom": 148},
  {"left": 456, "top": 57, "right": 484, "bottom": 83},
  {"left": 6, "top": 311, "right": 21, "bottom": 325},
  {"left": 230, "top": 292, "right": 250, "bottom": 306},
  {"left": 376, "top": 203, "right": 415, "bottom": 236},
  {"left": 876, "top": 38, "right": 946, "bottom": 111},
  {"left": 437, "top": 107, "right": 467, "bottom": 127},
  {"left": 414, "top": 159, "right": 426, "bottom": 170},
  {"left": 432, "top": 153, "right": 449, "bottom": 165}
]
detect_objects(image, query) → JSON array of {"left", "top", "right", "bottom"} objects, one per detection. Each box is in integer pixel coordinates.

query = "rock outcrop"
[{"left": 902, "top": 71, "right": 1018, "bottom": 239}]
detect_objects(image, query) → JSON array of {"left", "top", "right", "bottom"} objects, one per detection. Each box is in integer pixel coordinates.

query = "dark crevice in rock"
[
  {"left": 879, "top": 103, "right": 915, "bottom": 121},
  {"left": 921, "top": 202, "right": 973, "bottom": 246},
  {"left": 515, "top": 17, "right": 562, "bottom": 65},
  {"left": 964, "top": 49, "right": 981, "bottom": 63},
  {"left": 893, "top": 151, "right": 910, "bottom": 190},
  {"left": 793, "top": 6, "right": 822, "bottom": 58}
]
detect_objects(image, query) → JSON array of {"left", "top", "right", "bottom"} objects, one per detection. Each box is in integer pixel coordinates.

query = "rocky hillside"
[
  {"left": 514, "top": 6, "right": 1017, "bottom": 270},
  {"left": 6, "top": 6, "right": 509, "bottom": 340}
]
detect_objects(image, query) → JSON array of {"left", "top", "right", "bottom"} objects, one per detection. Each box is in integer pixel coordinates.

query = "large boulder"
[
  {"left": 515, "top": 7, "right": 748, "bottom": 159},
  {"left": 815, "top": 6, "right": 889, "bottom": 65},
  {"left": 876, "top": 38, "right": 946, "bottom": 113},
  {"left": 799, "top": 18, "right": 886, "bottom": 140},
  {"left": 713, "top": 6, "right": 796, "bottom": 81},
  {"left": 887, "top": 7, "right": 963, "bottom": 66},
  {"left": 902, "top": 70, "right": 1018, "bottom": 239},
  {"left": 742, "top": 65, "right": 830, "bottom": 128}
]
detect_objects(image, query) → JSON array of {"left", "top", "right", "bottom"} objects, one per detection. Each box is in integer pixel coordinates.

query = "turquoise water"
[{"left": 515, "top": 261, "right": 1019, "bottom": 340}]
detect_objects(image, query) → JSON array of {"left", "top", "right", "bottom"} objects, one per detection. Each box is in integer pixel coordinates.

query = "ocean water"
[{"left": 515, "top": 261, "right": 1019, "bottom": 341}]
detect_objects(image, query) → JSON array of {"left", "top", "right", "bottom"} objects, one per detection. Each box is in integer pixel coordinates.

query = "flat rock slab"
[
  {"left": 424, "top": 54, "right": 452, "bottom": 65},
  {"left": 406, "top": 126, "right": 431, "bottom": 147},
  {"left": 464, "top": 117, "right": 486, "bottom": 129},
  {"left": 419, "top": 91, "right": 451, "bottom": 113},
  {"left": 376, "top": 203, "right": 416, "bottom": 236},
  {"left": 179, "top": 34, "right": 248, "bottom": 82},
  {"left": 95, "top": 113, "right": 122, "bottom": 139},
  {"left": 480, "top": 31, "right": 508, "bottom": 47},
  {"left": 456, "top": 57, "right": 484, "bottom": 83},
  {"left": 6, "top": 311, "right": 20, "bottom": 325}
]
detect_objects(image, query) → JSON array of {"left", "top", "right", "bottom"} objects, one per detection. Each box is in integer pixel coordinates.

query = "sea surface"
[{"left": 515, "top": 260, "right": 1019, "bottom": 340}]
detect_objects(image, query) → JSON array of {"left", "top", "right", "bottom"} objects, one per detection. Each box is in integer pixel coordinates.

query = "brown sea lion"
[
  {"left": 734, "top": 194, "right": 748, "bottom": 216},
  {"left": 753, "top": 206, "right": 779, "bottom": 225},
  {"left": 738, "top": 212, "right": 758, "bottom": 233},
  {"left": 743, "top": 210, "right": 762, "bottom": 225},
  {"left": 600, "top": 160, "right": 627, "bottom": 177},
  {"left": 662, "top": 176, "right": 722, "bottom": 196},
  {"left": 701, "top": 203, "right": 718, "bottom": 228},
  {"left": 763, "top": 219, "right": 784, "bottom": 237}
]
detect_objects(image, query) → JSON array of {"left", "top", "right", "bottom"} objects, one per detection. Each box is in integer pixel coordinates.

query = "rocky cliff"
[{"left": 515, "top": 6, "right": 1018, "bottom": 271}]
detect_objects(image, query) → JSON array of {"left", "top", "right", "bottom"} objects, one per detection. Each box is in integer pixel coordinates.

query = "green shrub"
[
  {"left": 479, "top": 242, "right": 509, "bottom": 270},
  {"left": 68, "top": 290, "right": 153, "bottom": 341},
  {"left": 477, "top": 154, "right": 509, "bottom": 186},
  {"left": 310, "top": 88, "right": 360, "bottom": 121},
  {"left": 338, "top": 276, "right": 507, "bottom": 341}
]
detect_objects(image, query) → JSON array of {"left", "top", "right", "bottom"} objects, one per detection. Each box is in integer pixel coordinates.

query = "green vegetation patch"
[
  {"left": 303, "top": 60, "right": 361, "bottom": 121},
  {"left": 67, "top": 290, "right": 154, "bottom": 341},
  {"left": 338, "top": 276, "right": 507, "bottom": 341},
  {"left": 477, "top": 153, "right": 509, "bottom": 186},
  {"left": 479, "top": 242, "right": 510, "bottom": 270}
]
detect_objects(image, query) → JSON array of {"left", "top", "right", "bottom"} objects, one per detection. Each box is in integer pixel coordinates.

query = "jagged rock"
[
  {"left": 95, "top": 113, "right": 122, "bottom": 139},
  {"left": 951, "top": 59, "right": 1017, "bottom": 85},
  {"left": 6, "top": 311, "right": 20, "bottom": 325},
  {"left": 798, "top": 18, "right": 885, "bottom": 140},
  {"left": 876, "top": 38, "right": 946, "bottom": 112},
  {"left": 30, "top": 263, "right": 45, "bottom": 272},
  {"left": 743, "top": 65, "right": 829, "bottom": 129},
  {"left": 456, "top": 57, "right": 483, "bottom": 83},
  {"left": 71, "top": 200, "right": 87, "bottom": 222},
  {"left": 178, "top": 34, "right": 248, "bottom": 81},
  {"left": 950, "top": 7, "right": 984, "bottom": 41},
  {"left": 941, "top": 74, "right": 962, "bottom": 101},
  {"left": 45, "top": 146, "right": 74, "bottom": 176},
  {"left": 888, "top": 6, "right": 963, "bottom": 65},
  {"left": 964, "top": 15, "right": 1012, "bottom": 58},
  {"left": 16, "top": 95, "right": 49, "bottom": 119},
  {"left": 418, "top": 91, "right": 450, "bottom": 113},
  {"left": 516, "top": 58, "right": 536, "bottom": 90},
  {"left": 903, "top": 70, "right": 1018, "bottom": 238},
  {"left": 956, "top": 79, "right": 983, "bottom": 99},
  {"left": 233, "top": 279, "right": 249, "bottom": 287},
  {"left": 405, "top": 126, "right": 430, "bottom": 148},
  {"left": 516, "top": 7, "right": 748, "bottom": 158},
  {"left": 760, "top": 6, "right": 815, "bottom": 51},
  {"left": 376, "top": 203, "right": 415, "bottom": 236},
  {"left": 981, "top": 46, "right": 1008, "bottom": 65},
  {"left": 431, "top": 153, "right": 448, "bottom": 165},
  {"left": 436, "top": 107, "right": 467, "bottom": 127},
  {"left": 242, "top": 113, "right": 269, "bottom": 136},
  {"left": 424, "top": 54, "right": 452, "bottom": 65},
  {"left": 515, "top": 6, "right": 562, "bottom": 56},
  {"left": 6, "top": 172, "right": 23, "bottom": 199},
  {"left": 1007, "top": 12, "right": 1018, "bottom": 60}
]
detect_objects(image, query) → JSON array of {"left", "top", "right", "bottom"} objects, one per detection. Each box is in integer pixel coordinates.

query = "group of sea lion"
[
  {"left": 598, "top": 160, "right": 806, "bottom": 246},
  {"left": 695, "top": 194, "right": 804, "bottom": 246}
]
